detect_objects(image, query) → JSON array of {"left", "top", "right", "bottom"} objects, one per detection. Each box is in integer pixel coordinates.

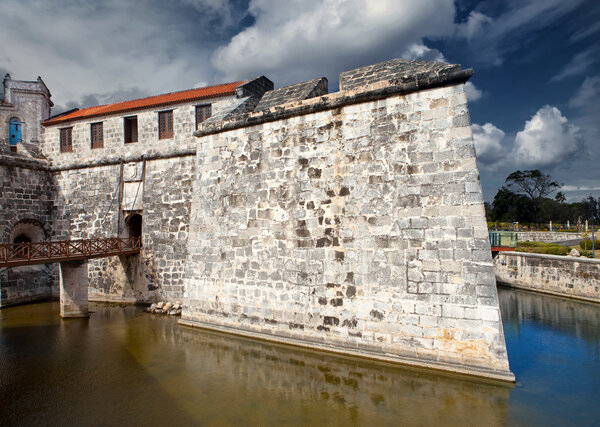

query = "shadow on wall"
[
  {"left": 1, "top": 219, "right": 57, "bottom": 307},
  {"left": 88, "top": 212, "right": 158, "bottom": 304}
]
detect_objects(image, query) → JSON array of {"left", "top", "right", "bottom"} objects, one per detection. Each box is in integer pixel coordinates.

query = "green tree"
[
  {"left": 505, "top": 170, "right": 560, "bottom": 224},
  {"left": 490, "top": 187, "right": 534, "bottom": 223}
]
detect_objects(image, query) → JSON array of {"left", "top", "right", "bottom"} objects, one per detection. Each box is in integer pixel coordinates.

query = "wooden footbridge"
[{"left": 0, "top": 237, "right": 142, "bottom": 268}]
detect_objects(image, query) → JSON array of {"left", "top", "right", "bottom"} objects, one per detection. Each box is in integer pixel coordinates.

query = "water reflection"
[
  {"left": 0, "top": 302, "right": 511, "bottom": 426},
  {"left": 499, "top": 285, "right": 600, "bottom": 352},
  {"left": 498, "top": 286, "right": 600, "bottom": 426}
]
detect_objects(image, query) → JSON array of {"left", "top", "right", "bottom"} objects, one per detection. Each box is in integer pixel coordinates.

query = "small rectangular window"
[
  {"left": 195, "top": 104, "right": 212, "bottom": 129},
  {"left": 124, "top": 116, "right": 138, "bottom": 144},
  {"left": 60, "top": 127, "right": 73, "bottom": 153},
  {"left": 158, "top": 110, "right": 173, "bottom": 139},
  {"left": 90, "top": 122, "right": 103, "bottom": 149}
]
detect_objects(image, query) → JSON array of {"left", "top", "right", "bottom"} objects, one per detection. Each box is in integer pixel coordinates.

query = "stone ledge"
[
  {"left": 179, "top": 317, "right": 515, "bottom": 383},
  {"left": 0, "top": 154, "right": 50, "bottom": 170},
  {"left": 2, "top": 149, "right": 197, "bottom": 172},
  {"left": 499, "top": 251, "right": 600, "bottom": 264}
]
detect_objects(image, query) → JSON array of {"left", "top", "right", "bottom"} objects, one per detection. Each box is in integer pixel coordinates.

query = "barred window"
[
  {"left": 60, "top": 127, "right": 73, "bottom": 153},
  {"left": 158, "top": 110, "right": 173, "bottom": 139},
  {"left": 124, "top": 116, "right": 138, "bottom": 144},
  {"left": 195, "top": 104, "right": 212, "bottom": 129},
  {"left": 91, "top": 122, "right": 103, "bottom": 149}
]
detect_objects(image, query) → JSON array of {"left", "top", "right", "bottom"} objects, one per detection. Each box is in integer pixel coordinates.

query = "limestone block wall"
[
  {"left": 181, "top": 83, "right": 512, "bottom": 380},
  {"left": 0, "top": 161, "right": 54, "bottom": 240},
  {"left": 139, "top": 155, "right": 195, "bottom": 300},
  {"left": 52, "top": 155, "right": 194, "bottom": 303},
  {"left": 494, "top": 251, "right": 600, "bottom": 303},
  {"left": 42, "top": 96, "right": 238, "bottom": 168},
  {"left": 52, "top": 164, "right": 121, "bottom": 240}
]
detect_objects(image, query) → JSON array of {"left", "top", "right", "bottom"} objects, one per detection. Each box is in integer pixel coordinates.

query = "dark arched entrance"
[
  {"left": 125, "top": 214, "right": 142, "bottom": 241},
  {"left": 13, "top": 234, "right": 32, "bottom": 244}
]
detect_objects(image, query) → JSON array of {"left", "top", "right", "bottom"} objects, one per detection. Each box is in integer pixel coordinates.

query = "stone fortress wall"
[
  {"left": 181, "top": 60, "right": 512, "bottom": 381},
  {"left": 1, "top": 59, "right": 514, "bottom": 381}
]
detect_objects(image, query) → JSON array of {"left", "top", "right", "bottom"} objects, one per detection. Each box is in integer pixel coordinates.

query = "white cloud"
[
  {"left": 464, "top": 81, "right": 483, "bottom": 102},
  {"left": 569, "top": 76, "right": 600, "bottom": 108},
  {"left": 212, "top": 0, "right": 455, "bottom": 87},
  {"left": 552, "top": 46, "right": 599, "bottom": 81},
  {"left": 570, "top": 20, "right": 600, "bottom": 42},
  {"left": 182, "top": 0, "right": 247, "bottom": 29},
  {"left": 561, "top": 185, "right": 600, "bottom": 192},
  {"left": 513, "top": 105, "right": 582, "bottom": 166},
  {"left": 0, "top": 0, "right": 224, "bottom": 108},
  {"left": 456, "top": 11, "right": 493, "bottom": 40},
  {"left": 402, "top": 43, "right": 446, "bottom": 63},
  {"left": 472, "top": 122, "right": 505, "bottom": 164}
]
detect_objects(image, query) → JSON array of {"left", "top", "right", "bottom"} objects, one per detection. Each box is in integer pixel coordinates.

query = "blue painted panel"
[{"left": 9, "top": 118, "right": 21, "bottom": 146}]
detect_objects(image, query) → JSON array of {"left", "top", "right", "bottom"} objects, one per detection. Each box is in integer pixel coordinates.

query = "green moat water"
[{"left": 1, "top": 287, "right": 599, "bottom": 426}]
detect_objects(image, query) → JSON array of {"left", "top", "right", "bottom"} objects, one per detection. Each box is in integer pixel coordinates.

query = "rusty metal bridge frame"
[{"left": 0, "top": 237, "right": 142, "bottom": 268}]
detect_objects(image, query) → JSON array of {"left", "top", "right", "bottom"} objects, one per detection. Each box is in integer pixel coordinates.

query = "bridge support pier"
[{"left": 59, "top": 261, "right": 89, "bottom": 318}]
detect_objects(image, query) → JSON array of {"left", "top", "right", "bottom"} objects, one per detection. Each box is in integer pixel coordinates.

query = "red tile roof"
[{"left": 43, "top": 81, "right": 245, "bottom": 126}]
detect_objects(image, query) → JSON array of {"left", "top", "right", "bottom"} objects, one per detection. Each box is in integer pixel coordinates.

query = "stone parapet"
[
  {"left": 195, "top": 60, "right": 472, "bottom": 138},
  {"left": 254, "top": 77, "right": 328, "bottom": 112},
  {"left": 339, "top": 59, "right": 468, "bottom": 92}
]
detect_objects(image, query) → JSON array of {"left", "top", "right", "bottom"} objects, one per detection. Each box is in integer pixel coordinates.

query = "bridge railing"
[
  {"left": 0, "top": 236, "right": 142, "bottom": 267},
  {"left": 489, "top": 231, "right": 518, "bottom": 248}
]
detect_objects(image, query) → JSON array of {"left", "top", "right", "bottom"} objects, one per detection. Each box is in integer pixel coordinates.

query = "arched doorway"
[
  {"left": 125, "top": 213, "right": 142, "bottom": 241},
  {"left": 9, "top": 220, "right": 46, "bottom": 243}
]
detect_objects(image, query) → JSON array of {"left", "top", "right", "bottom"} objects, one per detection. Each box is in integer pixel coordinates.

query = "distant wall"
[
  {"left": 494, "top": 252, "right": 600, "bottom": 303},
  {"left": 517, "top": 232, "right": 583, "bottom": 243}
]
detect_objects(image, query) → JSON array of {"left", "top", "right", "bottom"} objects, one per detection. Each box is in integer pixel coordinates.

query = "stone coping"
[
  {"left": 194, "top": 68, "right": 473, "bottom": 138},
  {"left": 1, "top": 149, "right": 197, "bottom": 172},
  {"left": 0, "top": 154, "right": 49, "bottom": 170},
  {"left": 499, "top": 251, "right": 600, "bottom": 264},
  {"left": 179, "top": 317, "right": 515, "bottom": 384}
]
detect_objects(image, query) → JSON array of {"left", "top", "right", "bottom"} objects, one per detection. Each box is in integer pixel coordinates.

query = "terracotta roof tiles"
[{"left": 43, "top": 81, "right": 245, "bottom": 126}]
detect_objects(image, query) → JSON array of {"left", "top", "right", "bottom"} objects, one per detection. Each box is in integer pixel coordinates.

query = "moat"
[{"left": 1, "top": 286, "right": 599, "bottom": 426}]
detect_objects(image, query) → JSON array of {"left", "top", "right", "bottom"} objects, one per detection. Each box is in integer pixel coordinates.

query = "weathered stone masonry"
[
  {"left": 40, "top": 87, "right": 254, "bottom": 303},
  {"left": 2, "top": 59, "right": 513, "bottom": 381},
  {"left": 181, "top": 59, "right": 513, "bottom": 381}
]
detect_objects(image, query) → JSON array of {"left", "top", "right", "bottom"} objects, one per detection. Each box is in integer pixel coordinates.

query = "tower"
[{"left": 1, "top": 74, "right": 53, "bottom": 153}]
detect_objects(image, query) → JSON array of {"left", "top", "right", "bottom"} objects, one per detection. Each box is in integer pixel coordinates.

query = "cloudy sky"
[{"left": 1, "top": 0, "right": 598, "bottom": 202}]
